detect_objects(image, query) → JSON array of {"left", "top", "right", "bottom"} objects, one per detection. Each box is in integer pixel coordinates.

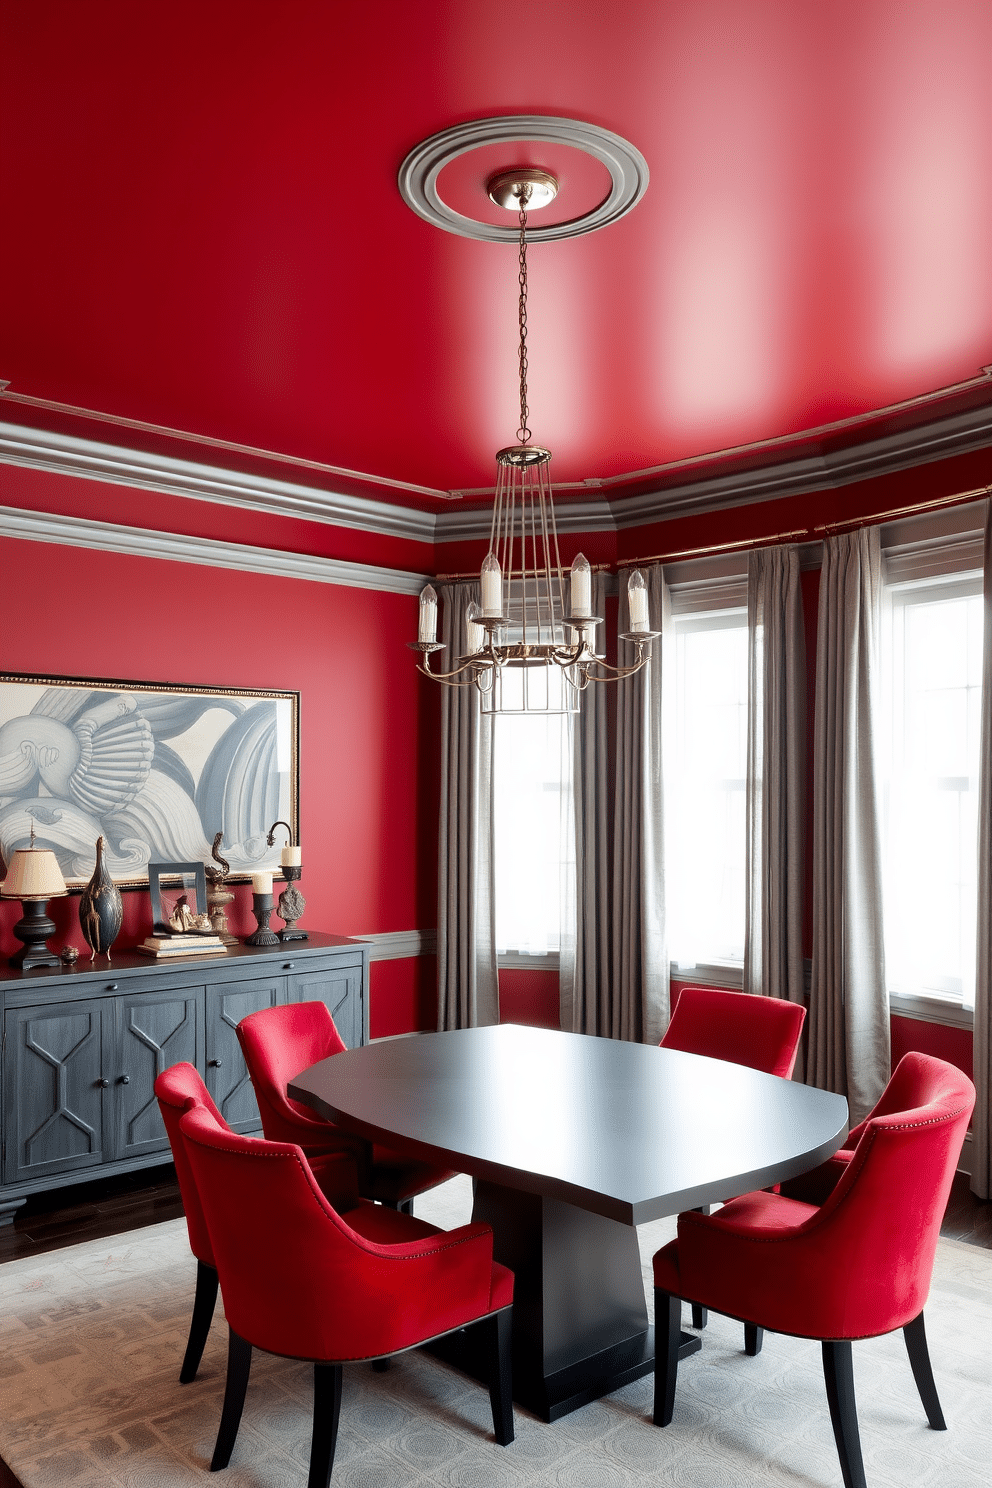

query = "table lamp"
[{"left": 0, "top": 826, "right": 69, "bottom": 968}]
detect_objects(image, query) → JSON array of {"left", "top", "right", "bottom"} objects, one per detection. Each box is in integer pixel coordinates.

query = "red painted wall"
[{"left": 0, "top": 523, "right": 441, "bottom": 1040}]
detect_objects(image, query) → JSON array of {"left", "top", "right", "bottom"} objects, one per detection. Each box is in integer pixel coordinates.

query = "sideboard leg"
[{"left": 0, "top": 1198, "right": 27, "bottom": 1227}]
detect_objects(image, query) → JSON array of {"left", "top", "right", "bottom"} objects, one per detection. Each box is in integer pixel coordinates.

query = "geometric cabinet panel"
[
  {"left": 3, "top": 1001, "right": 107, "bottom": 1184},
  {"left": 115, "top": 992, "right": 202, "bottom": 1160}
]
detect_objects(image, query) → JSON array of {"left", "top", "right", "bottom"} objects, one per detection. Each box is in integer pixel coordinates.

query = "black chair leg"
[
  {"left": 903, "top": 1311, "right": 946, "bottom": 1430},
  {"left": 821, "top": 1339, "right": 867, "bottom": 1488},
  {"left": 308, "top": 1363, "right": 343, "bottom": 1488},
  {"left": 744, "top": 1323, "right": 764, "bottom": 1356},
  {"left": 653, "top": 1289, "right": 682, "bottom": 1426},
  {"left": 476, "top": 1307, "right": 514, "bottom": 1445},
  {"left": 691, "top": 1303, "right": 708, "bottom": 1329},
  {"left": 180, "top": 1260, "right": 219, "bottom": 1384},
  {"left": 210, "top": 1329, "right": 253, "bottom": 1472}
]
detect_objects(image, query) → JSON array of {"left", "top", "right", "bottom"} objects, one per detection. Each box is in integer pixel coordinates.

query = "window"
[
  {"left": 665, "top": 603, "right": 748, "bottom": 968},
  {"left": 881, "top": 570, "right": 982, "bottom": 1007},
  {"left": 492, "top": 668, "right": 572, "bottom": 956}
]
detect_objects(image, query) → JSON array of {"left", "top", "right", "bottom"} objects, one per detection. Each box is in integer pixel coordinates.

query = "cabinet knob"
[
  {"left": 106, "top": 983, "right": 118, "bottom": 991},
  {"left": 119, "top": 1074, "right": 130, "bottom": 1085},
  {"left": 208, "top": 1058, "right": 223, "bottom": 1067},
  {"left": 283, "top": 962, "right": 295, "bottom": 970},
  {"left": 97, "top": 1077, "right": 110, "bottom": 1088}
]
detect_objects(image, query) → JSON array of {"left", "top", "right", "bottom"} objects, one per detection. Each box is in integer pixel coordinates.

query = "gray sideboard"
[{"left": 0, "top": 932, "right": 369, "bottom": 1225}]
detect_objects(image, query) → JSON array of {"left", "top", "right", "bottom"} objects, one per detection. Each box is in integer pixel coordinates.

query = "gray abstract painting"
[{"left": 0, "top": 675, "right": 298, "bottom": 887}]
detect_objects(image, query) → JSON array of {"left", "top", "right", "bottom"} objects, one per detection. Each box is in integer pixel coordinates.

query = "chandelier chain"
[{"left": 517, "top": 191, "right": 531, "bottom": 444}]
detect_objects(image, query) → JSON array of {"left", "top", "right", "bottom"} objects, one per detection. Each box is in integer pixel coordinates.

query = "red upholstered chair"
[
  {"left": 661, "top": 986, "right": 806, "bottom": 1079},
  {"left": 237, "top": 1001, "right": 456, "bottom": 1210},
  {"left": 154, "top": 1062, "right": 357, "bottom": 1384},
  {"left": 661, "top": 986, "right": 807, "bottom": 1328},
  {"left": 179, "top": 1105, "right": 514, "bottom": 1487},
  {"left": 652, "top": 1053, "right": 975, "bottom": 1488}
]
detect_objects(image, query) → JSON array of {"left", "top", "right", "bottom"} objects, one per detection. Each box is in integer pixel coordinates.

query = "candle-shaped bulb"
[
  {"left": 570, "top": 553, "right": 592, "bottom": 618},
  {"left": 466, "top": 600, "right": 484, "bottom": 655},
  {"left": 480, "top": 552, "right": 502, "bottom": 617},
  {"left": 418, "top": 583, "right": 438, "bottom": 643},
  {"left": 628, "top": 569, "right": 649, "bottom": 632}
]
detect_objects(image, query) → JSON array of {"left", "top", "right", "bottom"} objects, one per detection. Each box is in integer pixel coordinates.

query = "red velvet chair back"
[
  {"left": 178, "top": 1106, "right": 502, "bottom": 1362},
  {"left": 676, "top": 1052, "right": 975, "bottom": 1339},
  {"left": 154, "top": 1061, "right": 228, "bottom": 1266},
  {"left": 661, "top": 986, "right": 806, "bottom": 1078},
  {"left": 236, "top": 1000, "right": 347, "bottom": 1145}
]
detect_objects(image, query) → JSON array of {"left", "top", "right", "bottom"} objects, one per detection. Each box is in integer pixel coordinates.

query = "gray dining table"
[{"left": 290, "top": 1022, "right": 848, "bottom": 1421}]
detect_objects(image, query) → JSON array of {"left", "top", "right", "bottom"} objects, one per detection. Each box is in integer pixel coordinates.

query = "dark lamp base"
[{"left": 8, "top": 899, "right": 61, "bottom": 969}]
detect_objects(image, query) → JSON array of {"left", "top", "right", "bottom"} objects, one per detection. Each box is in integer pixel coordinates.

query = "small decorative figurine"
[
  {"left": 204, "top": 831, "right": 238, "bottom": 944},
  {"left": 78, "top": 835, "right": 124, "bottom": 960},
  {"left": 60, "top": 944, "right": 80, "bottom": 966}
]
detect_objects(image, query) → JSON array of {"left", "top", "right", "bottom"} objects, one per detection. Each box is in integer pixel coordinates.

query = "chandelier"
[{"left": 410, "top": 167, "right": 657, "bottom": 715}]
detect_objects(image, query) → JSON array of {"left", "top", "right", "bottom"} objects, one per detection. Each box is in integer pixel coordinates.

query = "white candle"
[
  {"left": 628, "top": 569, "right": 649, "bottom": 632},
  {"left": 570, "top": 553, "right": 591, "bottom": 618},
  {"left": 418, "top": 584, "right": 438, "bottom": 643},
  {"left": 280, "top": 845, "right": 302, "bottom": 867},
  {"left": 465, "top": 600, "right": 484, "bottom": 654},
  {"left": 480, "top": 552, "right": 502, "bottom": 617},
  {"left": 252, "top": 872, "right": 273, "bottom": 895}
]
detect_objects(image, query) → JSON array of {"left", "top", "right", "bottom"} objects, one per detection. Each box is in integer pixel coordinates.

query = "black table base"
[{"left": 428, "top": 1179, "right": 702, "bottom": 1420}]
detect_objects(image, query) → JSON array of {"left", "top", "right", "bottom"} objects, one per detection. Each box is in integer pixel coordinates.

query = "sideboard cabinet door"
[
  {"left": 205, "top": 977, "right": 282, "bottom": 1132},
  {"left": 3, "top": 1001, "right": 108, "bottom": 1185},
  {"left": 114, "top": 989, "right": 203, "bottom": 1161},
  {"left": 284, "top": 962, "right": 364, "bottom": 1049}
]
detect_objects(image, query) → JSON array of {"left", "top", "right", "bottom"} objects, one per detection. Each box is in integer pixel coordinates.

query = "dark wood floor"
[{"left": 1, "top": 1165, "right": 990, "bottom": 1488}]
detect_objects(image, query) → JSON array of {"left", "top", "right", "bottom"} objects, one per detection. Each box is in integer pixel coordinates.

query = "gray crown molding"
[
  {"left": 610, "top": 401, "right": 992, "bottom": 528},
  {"left": 0, "top": 421, "right": 438, "bottom": 544},
  {"left": 3, "top": 398, "right": 992, "bottom": 555},
  {"left": 436, "top": 496, "right": 616, "bottom": 543},
  {"left": 357, "top": 929, "right": 438, "bottom": 961},
  {"left": 0, "top": 505, "right": 429, "bottom": 595}
]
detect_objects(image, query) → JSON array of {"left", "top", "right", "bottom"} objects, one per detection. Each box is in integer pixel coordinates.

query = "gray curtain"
[
  {"left": 560, "top": 571, "right": 611, "bottom": 1035},
  {"left": 612, "top": 564, "right": 670, "bottom": 1044},
  {"left": 808, "top": 529, "right": 889, "bottom": 1124},
  {"left": 436, "top": 583, "right": 499, "bottom": 1029},
  {"left": 744, "top": 546, "right": 807, "bottom": 1068},
  {"left": 971, "top": 502, "right": 992, "bottom": 1199}
]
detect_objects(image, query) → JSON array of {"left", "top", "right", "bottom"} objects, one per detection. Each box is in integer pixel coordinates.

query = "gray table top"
[{"left": 289, "top": 1023, "right": 849, "bottom": 1225}]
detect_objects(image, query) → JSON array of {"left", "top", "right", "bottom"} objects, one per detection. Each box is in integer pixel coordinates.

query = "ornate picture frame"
[{"left": 0, "top": 672, "right": 299, "bottom": 889}]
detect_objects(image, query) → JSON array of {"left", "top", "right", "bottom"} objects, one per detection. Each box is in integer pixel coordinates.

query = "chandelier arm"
[
  {"left": 417, "top": 654, "right": 494, "bottom": 686},
  {"left": 577, "top": 651, "right": 652, "bottom": 685}
]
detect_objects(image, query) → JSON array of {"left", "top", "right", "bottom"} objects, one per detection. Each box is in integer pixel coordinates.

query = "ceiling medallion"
[{"left": 397, "top": 115, "right": 649, "bottom": 243}]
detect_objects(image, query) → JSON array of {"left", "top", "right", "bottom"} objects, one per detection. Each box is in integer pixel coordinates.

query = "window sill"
[
  {"left": 498, "top": 951, "right": 560, "bottom": 971},
  {"left": 669, "top": 962, "right": 744, "bottom": 990},
  {"left": 888, "top": 990, "right": 973, "bottom": 1030}
]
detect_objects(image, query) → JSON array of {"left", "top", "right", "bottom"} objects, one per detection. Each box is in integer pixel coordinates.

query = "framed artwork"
[
  {"left": 0, "top": 672, "right": 299, "bottom": 889},
  {"left": 148, "top": 861, "right": 209, "bottom": 934}
]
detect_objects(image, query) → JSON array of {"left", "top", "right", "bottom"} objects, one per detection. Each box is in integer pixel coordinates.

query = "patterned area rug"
[{"left": 1, "top": 1176, "right": 989, "bottom": 1488}]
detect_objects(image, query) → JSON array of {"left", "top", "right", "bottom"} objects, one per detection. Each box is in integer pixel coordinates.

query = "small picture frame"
[{"left": 148, "top": 861, "right": 209, "bottom": 935}]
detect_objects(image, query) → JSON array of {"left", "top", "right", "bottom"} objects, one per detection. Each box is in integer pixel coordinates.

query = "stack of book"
[{"left": 137, "top": 933, "right": 228, "bottom": 957}]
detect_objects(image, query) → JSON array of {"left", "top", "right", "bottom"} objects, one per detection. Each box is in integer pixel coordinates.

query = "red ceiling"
[{"left": 3, "top": 1, "right": 992, "bottom": 507}]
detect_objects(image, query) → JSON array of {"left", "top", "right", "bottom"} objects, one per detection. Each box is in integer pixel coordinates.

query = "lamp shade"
[{"left": 0, "top": 846, "right": 68, "bottom": 901}]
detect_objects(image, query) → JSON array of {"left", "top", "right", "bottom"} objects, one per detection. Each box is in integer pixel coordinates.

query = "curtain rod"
[
  {"left": 434, "top": 484, "right": 991, "bottom": 583},
  {"left": 614, "top": 484, "right": 992, "bottom": 569}
]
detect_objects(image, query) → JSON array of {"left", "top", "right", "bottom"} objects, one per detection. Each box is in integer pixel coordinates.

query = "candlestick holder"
[
  {"left": 246, "top": 892, "right": 279, "bottom": 946},
  {"left": 277, "top": 864, "right": 308, "bottom": 940}
]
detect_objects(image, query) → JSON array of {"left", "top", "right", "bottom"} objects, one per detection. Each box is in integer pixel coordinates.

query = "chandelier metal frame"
[{"left": 410, "top": 169, "right": 657, "bottom": 715}]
